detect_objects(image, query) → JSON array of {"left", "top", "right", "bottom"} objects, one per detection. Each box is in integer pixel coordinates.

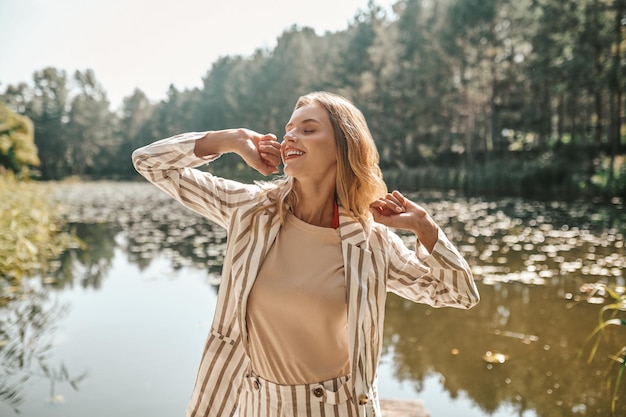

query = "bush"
[{"left": 0, "top": 176, "right": 75, "bottom": 287}]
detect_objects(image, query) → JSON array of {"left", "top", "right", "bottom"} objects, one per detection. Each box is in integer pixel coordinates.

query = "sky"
[{"left": 0, "top": 0, "right": 395, "bottom": 109}]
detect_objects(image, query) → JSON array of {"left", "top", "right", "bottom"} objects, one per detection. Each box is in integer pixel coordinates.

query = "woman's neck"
[{"left": 292, "top": 180, "right": 336, "bottom": 227}]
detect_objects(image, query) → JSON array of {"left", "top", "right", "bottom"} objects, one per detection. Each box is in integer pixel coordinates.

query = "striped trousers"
[{"left": 239, "top": 372, "right": 361, "bottom": 417}]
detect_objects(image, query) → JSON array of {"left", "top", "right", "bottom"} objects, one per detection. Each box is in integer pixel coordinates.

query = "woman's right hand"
[
  {"left": 236, "top": 129, "right": 281, "bottom": 176},
  {"left": 195, "top": 129, "right": 282, "bottom": 176}
]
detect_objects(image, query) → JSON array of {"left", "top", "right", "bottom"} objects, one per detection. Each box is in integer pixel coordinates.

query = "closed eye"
[{"left": 285, "top": 118, "right": 321, "bottom": 133}]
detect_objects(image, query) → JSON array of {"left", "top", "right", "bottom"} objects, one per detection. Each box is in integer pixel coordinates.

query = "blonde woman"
[{"left": 132, "top": 92, "right": 479, "bottom": 417}]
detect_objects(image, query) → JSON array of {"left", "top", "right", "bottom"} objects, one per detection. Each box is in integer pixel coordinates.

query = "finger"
[
  {"left": 391, "top": 190, "right": 407, "bottom": 205},
  {"left": 373, "top": 197, "right": 399, "bottom": 209},
  {"left": 370, "top": 207, "right": 394, "bottom": 226},
  {"left": 384, "top": 192, "right": 405, "bottom": 208},
  {"left": 259, "top": 142, "right": 281, "bottom": 155},
  {"left": 369, "top": 199, "right": 388, "bottom": 211},
  {"left": 259, "top": 133, "right": 278, "bottom": 143},
  {"left": 370, "top": 200, "right": 399, "bottom": 216},
  {"left": 380, "top": 195, "right": 404, "bottom": 213}
]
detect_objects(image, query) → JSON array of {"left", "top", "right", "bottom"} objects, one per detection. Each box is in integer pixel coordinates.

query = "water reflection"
[
  {"left": 48, "top": 223, "right": 117, "bottom": 290},
  {"left": 384, "top": 283, "right": 622, "bottom": 416},
  {"left": 2, "top": 182, "right": 624, "bottom": 416},
  {"left": 0, "top": 284, "right": 85, "bottom": 413},
  {"left": 54, "top": 182, "right": 227, "bottom": 281}
]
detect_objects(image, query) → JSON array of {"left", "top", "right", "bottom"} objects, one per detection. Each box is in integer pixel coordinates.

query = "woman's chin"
[{"left": 282, "top": 164, "right": 294, "bottom": 176}]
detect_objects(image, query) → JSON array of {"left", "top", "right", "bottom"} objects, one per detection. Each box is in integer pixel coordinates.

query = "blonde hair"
[{"left": 262, "top": 92, "right": 387, "bottom": 225}]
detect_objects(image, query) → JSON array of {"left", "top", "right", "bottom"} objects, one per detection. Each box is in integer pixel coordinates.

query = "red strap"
[{"left": 331, "top": 201, "right": 339, "bottom": 229}]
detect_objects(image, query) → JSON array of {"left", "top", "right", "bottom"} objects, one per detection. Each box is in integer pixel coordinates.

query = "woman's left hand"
[{"left": 370, "top": 190, "right": 439, "bottom": 252}]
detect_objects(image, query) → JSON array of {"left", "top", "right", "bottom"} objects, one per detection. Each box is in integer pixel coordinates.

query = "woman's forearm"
[
  {"left": 410, "top": 214, "right": 439, "bottom": 254},
  {"left": 193, "top": 129, "right": 248, "bottom": 158},
  {"left": 194, "top": 128, "right": 281, "bottom": 176}
]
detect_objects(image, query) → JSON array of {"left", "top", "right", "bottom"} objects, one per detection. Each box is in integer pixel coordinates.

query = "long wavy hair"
[{"left": 261, "top": 92, "right": 387, "bottom": 225}]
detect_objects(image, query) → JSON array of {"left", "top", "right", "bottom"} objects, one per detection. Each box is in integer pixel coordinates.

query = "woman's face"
[{"left": 281, "top": 102, "right": 337, "bottom": 183}]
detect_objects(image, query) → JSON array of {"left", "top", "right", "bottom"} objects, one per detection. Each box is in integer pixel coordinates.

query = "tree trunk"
[{"left": 607, "top": 0, "right": 625, "bottom": 195}]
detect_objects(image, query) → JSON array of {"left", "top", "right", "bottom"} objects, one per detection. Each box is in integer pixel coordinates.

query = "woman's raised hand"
[
  {"left": 236, "top": 129, "right": 282, "bottom": 176},
  {"left": 370, "top": 190, "right": 439, "bottom": 253},
  {"left": 194, "top": 129, "right": 282, "bottom": 176}
]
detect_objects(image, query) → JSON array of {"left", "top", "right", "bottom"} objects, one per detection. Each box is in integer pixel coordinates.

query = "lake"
[{"left": 1, "top": 181, "right": 624, "bottom": 417}]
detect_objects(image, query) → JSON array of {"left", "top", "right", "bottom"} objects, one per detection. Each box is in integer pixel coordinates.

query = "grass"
[{"left": 579, "top": 282, "right": 626, "bottom": 415}]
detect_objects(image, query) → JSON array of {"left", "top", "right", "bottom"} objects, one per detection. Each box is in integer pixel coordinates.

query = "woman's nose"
[{"left": 283, "top": 131, "right": 296, "bottom": 142}]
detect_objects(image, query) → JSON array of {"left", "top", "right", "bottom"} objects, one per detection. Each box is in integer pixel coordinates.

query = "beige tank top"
[{"left": 246, "top": 213, "right": 349, "bottom": 384}]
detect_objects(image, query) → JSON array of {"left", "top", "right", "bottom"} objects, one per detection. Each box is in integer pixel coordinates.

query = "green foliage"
[
  {"left": 383, "top": 143, "right": 592, "bottom": 199},
  {"left": 591, "top": 156, "right": 626, "bottom": 196},
  {"left": 110, "top": 88, "right": 155, "bottom": 177},
  {"left": 1, "top": 68, "right": 117, "bottom": 180},
  {"left": 0, "top": 176, "right": 76, "bottom": 287},
  {"left": 66, "top": 69, "right": 116, "bottom": 177},
  {"left": 0, "top": 0, "right": 624, "bottom": 198},
  {"left": 0, "top": 102, "right": 39, "bottom": 176}
]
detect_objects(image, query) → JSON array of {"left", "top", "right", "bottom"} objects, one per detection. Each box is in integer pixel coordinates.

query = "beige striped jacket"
[{"left": 132, "top": 132, "right": 480, "bottom": 417}]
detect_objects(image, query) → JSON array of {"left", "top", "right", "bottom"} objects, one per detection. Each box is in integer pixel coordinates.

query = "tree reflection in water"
[
  {"left": 51, "top": 223, "right": 118, "bottom": 290},
  {"left": 2, "top": 182, "right": 623, "bottom": 416},
  {"left": 383, "top": 283, "right": 623, "bottom": 416}
]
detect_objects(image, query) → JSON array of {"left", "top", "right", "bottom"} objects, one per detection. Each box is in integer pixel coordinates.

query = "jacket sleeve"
[
  {"left": 385, "top": 227, "right": 480, "bottom": 309},
  {"left": 131, "top": 132, "right": 261, "bottom": 229}
]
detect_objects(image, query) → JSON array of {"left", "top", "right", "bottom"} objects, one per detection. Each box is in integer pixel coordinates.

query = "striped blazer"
[{"left": 132, "top": 132, "right": 480, "bottom": 417}]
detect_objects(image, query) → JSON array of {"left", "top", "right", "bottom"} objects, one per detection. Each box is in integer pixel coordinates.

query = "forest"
[{"left": 1, "top": 0, "right": 625, "bottom": 200}]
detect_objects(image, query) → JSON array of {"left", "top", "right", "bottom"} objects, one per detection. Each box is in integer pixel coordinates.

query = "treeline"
[{"left": 1, "top": 0, "right": 625, "bottom": 198}]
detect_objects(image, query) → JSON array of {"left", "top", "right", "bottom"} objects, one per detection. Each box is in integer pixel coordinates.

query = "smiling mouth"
[{"left": 284, "top": 149, "right": 304, "bottom": 159}]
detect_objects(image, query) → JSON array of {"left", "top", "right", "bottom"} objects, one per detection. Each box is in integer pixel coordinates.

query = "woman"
[{"left": 132, "top": 92, "right": 479, "bottom": 417}]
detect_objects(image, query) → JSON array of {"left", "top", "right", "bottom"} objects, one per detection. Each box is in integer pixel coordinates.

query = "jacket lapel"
[
  {"left": 235, "top": 210, "right": 282, "bottom": 355},
  {"left": 338, "top": 207, "right": 375, "bottom": 400}
]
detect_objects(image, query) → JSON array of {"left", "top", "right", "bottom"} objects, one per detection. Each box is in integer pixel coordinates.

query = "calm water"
[{"left": 1, "top": 182, "right": 625, "bottom": 417}]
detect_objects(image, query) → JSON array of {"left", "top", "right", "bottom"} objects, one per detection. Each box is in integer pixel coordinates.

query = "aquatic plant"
[
  {"left": 579, "top": 282, "right": 626, "bottom": 415},
  {"left": 0, "top": 283, "right": 86, "bottom": 413}
]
